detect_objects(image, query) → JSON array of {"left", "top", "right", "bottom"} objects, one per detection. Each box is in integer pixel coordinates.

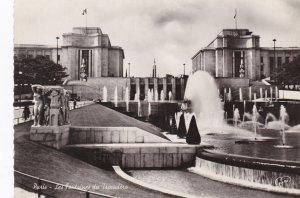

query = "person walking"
[
  {"left": 22, "top": 105, "right": 31, "bottom": 121},
  {"left": 73, "top": 99, "right": 77, "bottom": 109}
]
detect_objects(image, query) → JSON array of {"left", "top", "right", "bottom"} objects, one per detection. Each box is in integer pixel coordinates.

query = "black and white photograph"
[{"left": 2, "top": 0, "right": 300, "bottom": 197}]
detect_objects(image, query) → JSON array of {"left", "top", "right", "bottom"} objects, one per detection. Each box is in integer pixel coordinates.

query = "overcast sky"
[{"left": 14, "top": 0, "right": 300, "bottom": 77}]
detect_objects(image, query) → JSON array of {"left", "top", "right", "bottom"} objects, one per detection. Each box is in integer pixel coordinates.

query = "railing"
[
  {"left": 14, "top": 170, "right": 115, "bottom": 198},
  {"left": 14, "top": 101, "right": 94, "bottom": 125}
]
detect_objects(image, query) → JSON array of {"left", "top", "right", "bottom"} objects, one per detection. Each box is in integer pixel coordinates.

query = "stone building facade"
[
  {"left": 64, "top": 75, "right": 188, "bottom": 101},
  {"left": 14, "top": 27, "right": 124, "bottom": 80},
  {"left": 192, "top": 29, "right": 300, "bottom": 81},
  {"left": 14, "top": 26, "right": 187, "bottom": 101}
]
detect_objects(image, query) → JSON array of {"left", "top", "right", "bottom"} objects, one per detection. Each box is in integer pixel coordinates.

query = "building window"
[
  {"left": 260, "top": 56, "right": 263, "bottom": 63},
  {"left": 285, "top": 56, "right": 289, "bottom": 64},
  {"left": 277, "top": 57, "right": 282, "bottom": 67}
]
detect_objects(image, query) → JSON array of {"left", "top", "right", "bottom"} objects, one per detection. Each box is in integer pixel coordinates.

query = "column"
[
  {"left": 145, "top": 78, "right": 149, "bottom": 99},
  {"left": 163, "top": 78, "right": 167, "bottom": 99},
  {"left": 180, "top": 78, "right": 185, "bottom": 100},
  {"left": 171, "top": 78, "right": 176, "bottom": 100}
]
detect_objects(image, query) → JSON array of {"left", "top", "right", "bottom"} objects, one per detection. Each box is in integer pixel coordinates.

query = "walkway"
[{"left": 14, "top": 122, "right": 173, "bottom": 198}]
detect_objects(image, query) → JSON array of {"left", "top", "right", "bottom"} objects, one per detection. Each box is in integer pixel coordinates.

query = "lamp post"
[
  {"left": 128, "top": 62, "right": 131, "bottom": 77},
  {"left": 273, "top": 39, "right": 276, "bottom": 82},
  {"left": 183, "top": 63, "right": 186, "bottom": 76},
  {"left": 56, "top": 36, "right": 60, "bottom": 65},
  {"left": 18, "top": 71, "right": 23, "bottom": 103}
]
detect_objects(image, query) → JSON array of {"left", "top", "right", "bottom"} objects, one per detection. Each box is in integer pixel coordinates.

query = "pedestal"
[{"left": 30, "top": 124, "right": 71, "bottom": 149}]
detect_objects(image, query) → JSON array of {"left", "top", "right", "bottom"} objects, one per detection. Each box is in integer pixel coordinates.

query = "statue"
[
  {"left": 48, "top": 89, "right": 62, "bottom": 126},
  {"left": 63, "top": 90, "right": 71, "bottom": 124},
  {"left": 80, "top": 58, "right": 88, "bottom": 81},
  {"left": 32, "top": 84, "right": 45, "bottom": 126},
  {"left": 31, "top": 85, "right": 70, "bottom": 127}
]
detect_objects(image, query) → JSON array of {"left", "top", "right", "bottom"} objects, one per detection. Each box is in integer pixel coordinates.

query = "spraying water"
[
  {"left": 125, "top": 87, "right": 129, "bottom": 112},
  {"left": 103, "top": 86, "right": 107, "bottom": 102},
  {"left": 265, "top": 113, "right": 277, "bottom": 126},
  {"left": 233, "top": 108, "right": 240, "bottom": 127},
  {"left": 137, "top": 100, "right": 141, "bottom": 117},
  {"left": 279, "top": 105, "right": 288, "bottom": 145},
  {"left": 160, "top": 90, "right": 165, "bottom": 102},
  {"left": 265, "top": 90, "right": 268, "bottom": 101},
  {"left": 270, "top": 87, "right": 273, "bottom": 101},
  {"left": 228, "top": 88, "right": 232, "bottom": 102},
  {"left": 252, "top": 104, "right": 258, "bottom": 139},
  {"left": 239, "top": 88, "right": 243, "bottom": 102},
  {"left": 249, "top": 87, "right": 252, "bottom": 101},
  {"left": 155, "top": 90, "right": 159, "bottom": 102},
  {"left": 275, "top": 86, "right": 278, "bottom": 101},
  {"left": 114, "top": 86, "right": 118, "bottom": 107},
  {"left": 168, "top": 91, "right": 172, "bottom": 102},
  {"left": 184, "top": 71, "right": 223, "bottom": 128},
  {"left": 260, "top": 88, "right": 263, "bottom": 99},
  {"left": 148, "top": 102, "right": 151, "bottom": 119}
]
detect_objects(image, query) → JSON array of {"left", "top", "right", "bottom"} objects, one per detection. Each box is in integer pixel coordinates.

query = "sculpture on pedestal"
[
  {"left": 31, "top": 85, "right": 71, "bottom": 127},
  {"left": 32, "top": 85, "right": 45, "bottom": 126}
]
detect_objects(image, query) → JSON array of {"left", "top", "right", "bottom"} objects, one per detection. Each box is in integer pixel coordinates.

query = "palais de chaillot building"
[{"left": 14, "top": 27, "right": 300, "bottom": 101}]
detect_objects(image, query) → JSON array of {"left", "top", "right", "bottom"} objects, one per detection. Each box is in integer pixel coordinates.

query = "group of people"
[{"left": 31, "top": 85, "right": 70, "bottom": 127}]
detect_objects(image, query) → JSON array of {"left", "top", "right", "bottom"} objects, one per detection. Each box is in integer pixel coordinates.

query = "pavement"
[{"left": 14, "top": 121, "right": 174, "bottom": 198}]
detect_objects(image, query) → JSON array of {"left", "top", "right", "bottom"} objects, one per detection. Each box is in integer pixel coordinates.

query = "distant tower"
[{"left": 153, "top": 59, "right": 157, "bottom": 78}]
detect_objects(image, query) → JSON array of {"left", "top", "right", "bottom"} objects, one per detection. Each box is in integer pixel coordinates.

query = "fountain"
[
  {"left": 224, "top": 88, "right": 227, "bottom": 101},
  {"left": 137, "top": 100, "right": 141, "bottom": 117},
  {"left": 151, "top": 89, "right": 154, "bottom": 101},
  {"left": 114, "top": 86, "right": 118, "bottom": 107},
  {"left": 134, "top": 88, "right": 140, "bottom": 102},
  {"left": 260, "top": 88, "right": 263, "bottom": 99},
  {"left": 243, "top": 100, "right": 246, "bottom": 122},
  {"left": 147, "top": 89, "right": 153, "bottom": 102},
  {"left": 252, "top": 104, "right": 258, "bottom": 139},
  {"left": 275, "top": 86, "right": 278, "bottom": 101},
  {"left": 270, "top": 87, "right": 273, "bottom": 101},
  {"left": 264, "top": 112, "right": 277, "bottom": 126},
  {"left": 274, "top": 105, "right": 293, "bottom": 148},
  {"left": 125, "top": 87, "right": 129, "bottom": 112},
  {"left": 103, "top": 86, "right": 107, "bottom": 102},
  {"left": 168, "top": 91, "right": 172, "bottom": 102},
  {"left": 233, "top": 108, "right": 240, "bottom": 127},
  {"left": 154, "top": 89, "right": 159, "bottom": 102},
  {"left": 160, "top": 90, "right": 165, "bottom": 101},
  {"left": 248, "top": 87, "right": 252, "bottom": 101},
  {"left": 239, "top": 88, "right": 243, "bottom": 102},
  {"left": 264, "top": 90, "right": 268, "bottom": 101},
  {"left": 147, "top": 102, "right": 151, "bottom": 120},
  {"left": 253, "top": 93, "right": 257, "bottom": 101},
  {"left": 228, "top": 88, "right": 232, "bottom": 102}
]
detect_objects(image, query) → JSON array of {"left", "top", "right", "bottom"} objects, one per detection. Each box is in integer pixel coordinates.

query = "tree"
[
  {"left": 177, "top": 113, "right": 187, "bottom": 138},
  {"left": 14, "top": 55, "right": 69, "bottom": 86},
  {"left": 186, "top": 115, "right": 201, "bottom": 144},
  {"left": 274, "top": 56, "right": 300, "bottom": 90}
]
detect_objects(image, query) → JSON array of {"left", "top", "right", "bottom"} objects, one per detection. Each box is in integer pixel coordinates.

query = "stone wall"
[
  {"left": 194, "top": 154, "right": 300, "bottom": 194},
  {"left": 68, "top": 126, "right": 169, "bottom": 144},
  {"left": 64, "top": 144, "right": 199, "bottom": 169},
  {"left": 30, "top": 125, "right": 70, "bottom": 149}
]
